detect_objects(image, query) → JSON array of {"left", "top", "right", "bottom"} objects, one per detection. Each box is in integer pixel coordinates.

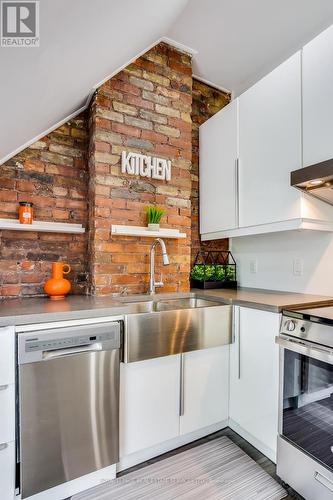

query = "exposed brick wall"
[
  {"left": 0, "top": 44, "right": 231, "bottom": 300},
  {"left": 0, "top": 113, "right": 89, "bottom": 298},
  {"left": 191, "top": 79, "right": 231, "bottom": 265},
  {"left": 88, "top": 43, "right": 192, "bottom": 295}
]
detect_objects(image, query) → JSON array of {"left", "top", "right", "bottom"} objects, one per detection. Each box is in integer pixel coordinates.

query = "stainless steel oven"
[
  {"left": 17, "top": 320, "right": 121, "bottom": 499},
  {"left": 276, "top": 308, "right": 333, "bottom": 500}
]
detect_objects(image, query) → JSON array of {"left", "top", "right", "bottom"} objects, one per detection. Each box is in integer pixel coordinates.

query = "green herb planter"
[{"left": 190, "top": 251, "right": 238, "bottom": 289}]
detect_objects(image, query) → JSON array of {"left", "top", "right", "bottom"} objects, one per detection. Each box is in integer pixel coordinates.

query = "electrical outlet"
[
  {"left": 293, "top": 258, "right": 304, "bottom": 276},
  {"left": 250, "top": 259, "right": 258, "bottom": 274}
]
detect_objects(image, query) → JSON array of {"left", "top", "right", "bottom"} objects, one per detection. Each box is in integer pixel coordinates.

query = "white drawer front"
[
  {"left": 0, "top": 327, "right": 15, "bottom": 386},
  {"left": 0, "top": 441, "right": 15, "bottom": 500},
  {"left": 0, "top": 384, "right": 15, "bottom": 444}
]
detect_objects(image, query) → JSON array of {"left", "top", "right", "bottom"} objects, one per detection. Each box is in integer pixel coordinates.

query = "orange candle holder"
[{"left": 44, "top": 262, "right": 71, "bottom": 300}]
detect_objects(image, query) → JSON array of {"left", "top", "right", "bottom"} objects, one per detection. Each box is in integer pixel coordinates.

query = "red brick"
[
  {"left": 0, "top": 179, "right": 16, "bottom": 189},
  {"left": 168, "top": 214, "right": 191, "bottom": 227},
  {"left": 24, "top": 159, "right": 45, "bottom": 172},
  {"left": 0, "top": 285, "right": 21, "bottom": 296},
  {"left": 141, "top": 129, "right": 168, "bottom": 143},
  {"left": 17, "top": 180, "right": 35, "bottom": 192},
  {"left": 112, "top": 80, "right": 141, "bottom": 96},
  {"left": 95, "top": 141, "right": 110, "bottom": 153},
  {"left": 0, "top": 191, "right": 17, "bottom": 202},
  {"left": 125, "top": 94, "right": 154, "bottom": 110},
  {"left": 112, "top": 122, "right": 141, "bottom": 137},
  {"left": 95, "top": 117, "right": 111, "bottom": 130}
]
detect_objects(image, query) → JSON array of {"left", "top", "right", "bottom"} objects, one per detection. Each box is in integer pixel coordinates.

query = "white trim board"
[
  {"left": 117, "top": 420, "right": 228, "bottom": 472},
  {"left": 201, "top": 218, "right": 333, "bottom": 241},
  {"left": 160, "top": 36, "right": 198, "bottom": 55},
  {"left": 192, "top": 74, "right": 232, "bottom": 95}
]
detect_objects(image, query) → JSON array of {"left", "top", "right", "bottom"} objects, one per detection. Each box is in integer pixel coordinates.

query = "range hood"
[{"left": 291, "top": 158, "right": 333, "bottom": 206}]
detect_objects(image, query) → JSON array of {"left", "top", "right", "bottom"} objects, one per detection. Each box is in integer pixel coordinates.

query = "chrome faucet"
[{"left": 148, "top": 238, "right": 170, "bottom": 294}]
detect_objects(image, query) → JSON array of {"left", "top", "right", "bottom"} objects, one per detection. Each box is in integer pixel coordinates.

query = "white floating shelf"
[
  {"left": 0, "top": 218, "right": 85, "bottom": 234},
  {"left": 112, "top": 225, "right": 187, "bottom": 239}
]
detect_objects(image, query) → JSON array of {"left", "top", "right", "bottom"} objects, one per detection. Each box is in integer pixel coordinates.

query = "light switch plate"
[
  {"left": 293, "top": 258, "right": 304, "bottom": 276},
  {"left": 250, "top": 259, "right": 258, "bottom": 274}
]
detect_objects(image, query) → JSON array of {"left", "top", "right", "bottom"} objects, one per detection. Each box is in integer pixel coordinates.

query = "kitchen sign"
[{"left": 121, "top": 151, "right": 171, "bottom": 181}]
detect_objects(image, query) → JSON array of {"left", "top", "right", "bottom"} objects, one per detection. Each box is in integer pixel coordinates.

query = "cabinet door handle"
[
  {"left": 179, "top": 354, "right": 185, "bottom": 416},
  {"left": 0, "top": 384, "right": 8, "bottom": 391},
  {"left": 314, "top": 472, "right": 333, "bottom": 492},
  {"left": 237, "top": 307, "right": 241, "bottom": 379},
  {"left": 0, "top": 443, "right": 8, "bottom": 451},
  {"left": 235, "top": 158, "right": 239, "bottom": 227}
]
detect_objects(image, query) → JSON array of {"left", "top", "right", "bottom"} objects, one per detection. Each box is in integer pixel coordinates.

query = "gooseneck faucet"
[{"left": 148, "top": 238, "right": 170, "bottom": 294}]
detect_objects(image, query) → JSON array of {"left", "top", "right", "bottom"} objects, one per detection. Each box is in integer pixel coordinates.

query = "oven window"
[{"left": 282, "top": 349, "right": 333, "bottom": 471}]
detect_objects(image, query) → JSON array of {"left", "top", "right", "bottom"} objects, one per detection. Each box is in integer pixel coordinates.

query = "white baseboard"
[
  {"left": 228, "top": 418, "right": 276, "bottom": 463},
  {"left": 117, "top": 420, "right": 228, "bottom": 472}
]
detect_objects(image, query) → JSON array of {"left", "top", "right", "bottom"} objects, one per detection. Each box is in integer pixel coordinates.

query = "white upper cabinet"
[
  {"left": 199, "top": 42, "right": 333, "bottom": 240},
  {"left": 199, "top": 99, "right": 238, "bottom": 235},
  {"left": 238, "top": 52, "right": 302, "bottom": 227},
  {"left": 303, "top": 25, "right": 333, "bottom": 166}
]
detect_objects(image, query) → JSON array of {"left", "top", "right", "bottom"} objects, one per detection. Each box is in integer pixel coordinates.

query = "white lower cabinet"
[
  {"left": 119, "top": 354, "right": 181, "bottom": 457},
  {"left": 0, "top": 327, "right": 15, "bottom": 386},
  {"left": 120, "top": 346, "right": 230, "bottom": 460},
  {"left": 180, "top": 346, "right": 229, "bottom": 435},
  {"left": 229, "top": 306, "right": 280, "bottom": 462},
  {"left": 0, "top": 384, "right": 15, "bottom": 444},
  {"left": 0, "top": 327, "right": 16, "bottom": 500},
  {"left": 0, "top": 441, "right": 15, "bottom": 500}
]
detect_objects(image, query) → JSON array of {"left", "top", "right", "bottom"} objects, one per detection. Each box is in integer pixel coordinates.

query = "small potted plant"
[{"left": 145, "top": 206, "right": 165, "bottom": 231}]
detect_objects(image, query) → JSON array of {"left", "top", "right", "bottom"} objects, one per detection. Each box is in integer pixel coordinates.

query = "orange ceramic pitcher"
[{"left": 44, "top": 262, "right": 71, "bottom": 300}]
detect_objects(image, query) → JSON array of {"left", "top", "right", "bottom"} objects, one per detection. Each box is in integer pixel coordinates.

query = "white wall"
[{"left": 231, "top": 231, "right": 333, "bottom": 296}]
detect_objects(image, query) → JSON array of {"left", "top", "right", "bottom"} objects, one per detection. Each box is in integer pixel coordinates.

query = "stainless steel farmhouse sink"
[
  {"left": 125, "top": 297, "right": 221, "bottom": 314},
  {"left": 123, "top": 296, "right": 232, "bottom": 362}
]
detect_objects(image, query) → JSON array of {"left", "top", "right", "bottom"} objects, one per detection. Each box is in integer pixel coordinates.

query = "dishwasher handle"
[{"left": 43, "top": 343, "right": 103, "bottom": 360}]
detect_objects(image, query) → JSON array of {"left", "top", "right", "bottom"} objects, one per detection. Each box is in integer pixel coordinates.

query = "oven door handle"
[
  {"left": 275, "top": 336, "right": 333, "bottom": 365},
  {"left": 314, "top": 471, "right": 333, "bottom": 492}
]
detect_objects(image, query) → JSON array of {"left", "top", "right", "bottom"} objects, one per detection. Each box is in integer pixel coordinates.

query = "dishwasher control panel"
[
  {"left": 18, "top": 321, "right": 121, "bottom": 364},
  {"left": 25, "top": 330, "right": 116, "bottom": 352}
]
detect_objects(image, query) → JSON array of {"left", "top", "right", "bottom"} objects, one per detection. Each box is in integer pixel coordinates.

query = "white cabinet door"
[
  {"left": 238, "top": 52, "right": 302, "bottom": 227},
  {"left": 303, "top": 25, "right": 333, "bottom": 166},
  {"left": 180, "top": 346, "right": 229, "bottom": 435},
  {"left": 0, "top": 327, "right": 15, "bottom": 386},
  {"left": 229, "top": 306, "right": 280, "bottom": 462},
  {"left": 0, "top": 441, "right": 15, "bottom": 500},
  {"left": 199, "top": 99, "right": 238, "bottom": 234},
  {"left": 0, "top": 385, "right": 15, "bottom": 444},
  {"left": 120, "top": 355, "right": 180, "bottom": 457}
]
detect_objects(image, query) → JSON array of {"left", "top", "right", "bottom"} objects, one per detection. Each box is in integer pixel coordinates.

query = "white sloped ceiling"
[
  {"left": 168, "top": 0, "right": 333, "bottom": 95},
  {"left": 1, "top": 0, "right": 333, "bottom": 164},
  {"left": 0, "top": 0, "right": 189, "bottom": 163}
]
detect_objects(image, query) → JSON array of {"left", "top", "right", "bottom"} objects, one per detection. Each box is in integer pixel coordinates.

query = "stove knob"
[{"left": 285, "top": 320, "right": 296, "bottom": 332}]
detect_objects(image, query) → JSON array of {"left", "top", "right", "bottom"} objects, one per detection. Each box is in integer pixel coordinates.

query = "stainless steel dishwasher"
[{"left": 17, "top": 320, "right": 121, "bottom": 499}]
